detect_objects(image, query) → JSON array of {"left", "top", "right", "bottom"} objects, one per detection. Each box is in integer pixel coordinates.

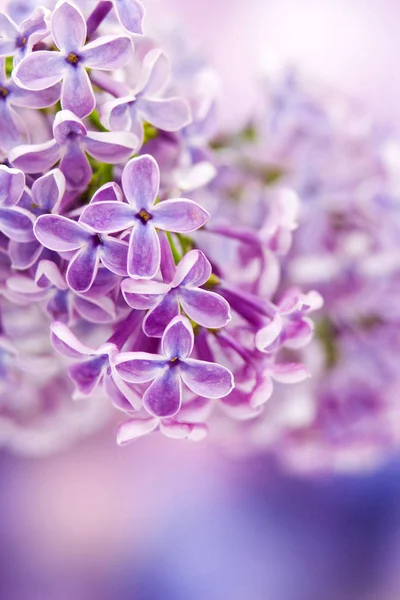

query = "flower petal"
[
  {"left": 9, "top": 140, "right": 60, "bottom": 174},
  {"left": 139, "top": 97, "right": 191, "bottom": 131},
  {"left": 61, "top": 65, "right": 95, "bottom": 118},
  {"left": 0, "top": 102, "right": 27, "bottom": 152},
  {"left": 59, "top": 142, "right": 92, "bottom": 190},
  {"left": 10, "top": 82, "right": 61, "bottom": 108},
  {"left": 117, "top": 418, "right": 159, "bottom": 446},
  {"left": 128, "top": 222, "right": 160, "bottom": 279},
  {"left": 34, "top": 214, "right": 90, "bottom": 251},
  {"left": 69, "top": 355, "right": 108, "bottom": 395},
  {"left": 51, "top": 1, "right": 86, "bottom": 53},
  {"left": 53, "top": 109, "right": 86, "bottom": 143},
  {"left": 255, "top": 313, "right": 283, "bottom": 353},
  {"left": 9, "top": 239, "right": 42, "bottom": 269},
  {"left": 122, "top": 154, "right": 159, "bottom": 210},
  {"left": 101, "top": 96, "right": 133, "bottom": 131},
  {"left": 180, "top": 358, "right": 234, "bottom": 399},
  {"left": 172, "top": 249, "right": 211, "bottom": 288},
  {"left": 153, "top": 199, "right": 209, "bottom": 232},
  {"left": 143, "top": 368, "right": 181, "bottom": 418},
  {"left": 283, "top": 317, "right": 314, "bottom": 349},
  {"left": 90, "top": 182, "right": 123, "bottom": 204},
  {"left": 84, "top": 130, "right": 137, "bottom": 163},
  {"left": 143, "top": 292, "right": 180, "bottom": 338},
  {"left": 66, "top": 243, "right": 99, "bottom": 292},
  {"left": 74, "top": 293, "right": 116, "bottom": 324},
  {"left": 113, "top": 351, "right": 166, "bottom": 383},
  {"left": 36, "top": 259, "right": 67, "bottom": 289},
  {"left": 50, "top": 321, "right": 94, "bottom": 358},
  {"left": 13, "top": 51, "right": 65, "bottom": 90},
  {"left": 159, "top": 420, "right": 208, "bottom": 441},
  {"left": 80, "top": 201, "right": 134, "bottom": 232},
  {"left": 121, "top": 278, "right": 171, "bottom": 309},
  {"left": 0, "top": 206, "right": 35, "bottom": 242},
  {"left": 270, "top": 363, "right": 311, "bottom": 384},
  {"left": 180, "top": 288, "right": 231, "bottom": 329},
  {"left": 20, "top": 6, "right": 50, "bottom": 46},
  {"left": 114, "top": 0, "right": 145, "bottom": 34},
  {"left": 31, "top": 169, "right": 65, "bottom": 213},
  {"left": 0, "top": 13, "right": 18, "bottom": 40},
  {"left": 162, "top": 315, "right": 193, "bottom": 360},
  {"left": 106, "top": 372, "right": 141, "bottom": 412},
  {"left": 139, "top": 48, "right": 169, "bottom": 96},
  {"left": 100, "top": 237, "right": 128, "bottom": 276},
  {"left": 0, "top": 165, "right": 25, "bottom": 207},
  {"left": 82, "top": 35, "right": 133, "bottom": 70}
]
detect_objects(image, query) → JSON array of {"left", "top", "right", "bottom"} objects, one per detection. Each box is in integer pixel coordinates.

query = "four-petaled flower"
[
  {"left": 13, "top": 1, "right": 133, "bottom": 118},
  {"left": 8, "top": 168, "right": 66, "bottom": 271},
  {"left": 0, "top": 165, "right": 35, "bottom": 245},
  {"left": 80, "top": 154, "right": 209, "bottom": 279},
  {"left": 255, "top": 288, "right": 323, "bottom": 353},
  {"left": 0, "top": 6, "right": 50, "bottom": 66},
  {"left": 34, "top": 213, "right": 130, "bottom": 293},
  {"left": 101, "top": 48, "right": 191, "bottom": 145},
  {"left": 113, "top": 315, "right": 234, "bottom": 418},
  {"left": 50, "top": 321, "right": 141, "bottom": 410},
  {"left": 0, "top": 58, "right": 60, "bottom": 154},
  {"left": 122, "top": 249, "right": 231, "bottom": 336},
  {"left": 9, "top": 110, "right": 138, "bottom": 190}
]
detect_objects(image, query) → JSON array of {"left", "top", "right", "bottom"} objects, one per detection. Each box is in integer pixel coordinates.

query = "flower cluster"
[
  {"left": 0, "top": 1, "right": 318, "bottom": 452},
  {"left": 196, "top": 71, "right": 400, "bottom": 471}
]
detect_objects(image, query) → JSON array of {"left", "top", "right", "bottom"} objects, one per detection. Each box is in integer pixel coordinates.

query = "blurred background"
[{"left": 2, "top": 1, "right": 400, "bottom": 599}]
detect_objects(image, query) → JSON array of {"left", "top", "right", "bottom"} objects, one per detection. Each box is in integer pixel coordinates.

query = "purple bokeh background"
[{"left": 2, "top": 1, "right": 400, "bottom": 598}]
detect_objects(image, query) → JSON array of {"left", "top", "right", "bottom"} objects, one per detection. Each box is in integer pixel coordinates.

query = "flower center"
[
  {"left": 0, "top": 86, "right": 9, "bottom": 99},
  {"left": 136, "top": 208, "right": 152, "bottom": 224},
  {"left": 16, "top": 35, "right": 27, "bottom": 49},
  {"left": 66, "top": 52, "right": 80, "bottom": 65}
]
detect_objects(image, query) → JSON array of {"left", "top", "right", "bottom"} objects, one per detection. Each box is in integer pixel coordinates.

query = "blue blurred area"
[
  {"left": 2, "top": 448, "right": 399, "bottom": 600},
  {"left": 127, "top": 459, "right": 400, "bottom": 600}
]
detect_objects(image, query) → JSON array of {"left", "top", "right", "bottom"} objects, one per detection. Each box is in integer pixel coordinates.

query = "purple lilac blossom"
[
  {"left": 0, "top": 6, "right": 50, "bottom": 66},
  {"left": 13, "top": 1, "right": 133, "bottom": 118},
  {"left": 80, "top": 154, "right": 210, "bottom": 278},
  {"left": 10, "top": 110, "right": 138, "bottom": 190},
  {"left": 113, "top": 315, "right": 234, "bottom": 418},
  {"left": 34, "top": 213, "right": 130, "bottom": 292},
  {"left": 101, "top": 47, "right": 192, "bottom": 146},
  {"left": 0, "top": 58, "right": 60, "bottom": 154},
  {"left": 0, "top": 0, "right": 324, "bottom": 457},
  {"left": 121, "top": 249, "right": 231, "bottom": 337}
]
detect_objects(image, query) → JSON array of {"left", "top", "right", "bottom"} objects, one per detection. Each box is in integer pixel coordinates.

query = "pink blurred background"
[{"left": 2, "top": 1, "right": 400, "bottom": 599}]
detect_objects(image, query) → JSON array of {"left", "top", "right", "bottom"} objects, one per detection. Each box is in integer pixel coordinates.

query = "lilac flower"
[
  {"left": 122, "top": 249, "right": 231, "bottom": 337},
  {"left": 8, "top": 169, "right": 66, "bottom": 271},
  {"left": 101, "top": 48, "right": 191, "bottom": 145},
  {"left": 222, "top": 359, "right": 311, "bottom": 417},
  {"left": 80, "top": 154, "right": 209, "bottom": 279},
  {"left": 13, "top": 1, "right": 133, "bottom": 118},
  {"left": 0, "top": 165, "right": 36, "bottom": 245},
  {"left": 0, "top": 58, "right": 60, "bottom": 154},
  {"left": 5, "top": 258, "right": 119, "bottom": 324},
  {"left": 113, "top": 315, "right": 234, "bottom": 418},
  {"left": 34, "top": 213, "right": 130, "bottom": 293},
  {"left": 50, "top": 321, "right": 141, "bottom": 409},
  {"left": 9, "top": 110, "right": 138, "bottom": 190},
  {"left": 0, "top": 6, "right": 50, "bottom": 66},
  {"left": 255, "top": 289, "right": 323, "bottom": 353}
]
